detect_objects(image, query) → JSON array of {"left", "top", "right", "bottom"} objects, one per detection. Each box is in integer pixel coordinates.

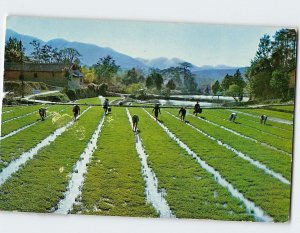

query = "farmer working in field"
[
  {"left": 228, "top": 112, "right": 237, "bottom": 122},
  {"left": 152, "top": 103, "right": 161, "bottom": 121},
  {"left": 260, "top": 115, "right": 268, "bottom": 124},
  {"left": 103, "top": 98, "right": 109, "bottom": 115},
  {"left": 73, "top": 104, "right": 81, "bottom": 121},
  {"left": 193, "top": 101, "right": 202, "bottom": 116},
  {"left": 39, "top": 108, "right": 47, "bottom": 121},
  {"left": 179, "top": 106, "right": 187, "bottom": 122},
  {"left": 132, "top": 114, "right": 139, "bottom": 132}
]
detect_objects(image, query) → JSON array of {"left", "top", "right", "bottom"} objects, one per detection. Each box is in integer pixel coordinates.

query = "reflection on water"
[
  {"left": 171, "top": 95, "right": 250, "bottom": 102},
  {"left": 158, "top": 99, "right": 218, "bottom": 107}
]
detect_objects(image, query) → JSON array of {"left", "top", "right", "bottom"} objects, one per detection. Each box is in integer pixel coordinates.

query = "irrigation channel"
[
  {"left": 143, "top": 109, "right": 273, "bottom": 222},
  {"left": 228, "top": 109, "right": 293, "bottom": 125},
  {"left": 126, "top": 108, "right": 174, "bottom": 218},
  {"left": 166, "top": 111, "right": 289, "bottom": 185},
  {"left": 0, "top": 107, "right": 68, "bottom": 141},
  {"left": 55, "top": 113, "right": 106, "bottom": 214},
  {"left": 0, "top": 107, "right": 92, "bottom": 186},
  {"left": 188, "top": 113, "right": 292, "bottom": 157},
  {"left": 0, "top": 99, "right": 293, "bottom": 222}
]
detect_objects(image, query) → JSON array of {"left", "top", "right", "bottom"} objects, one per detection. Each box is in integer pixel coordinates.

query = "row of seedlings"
[
  {"left": 1, "top": 105, "right": 66, "bottom": 137},
  {"left": 1, "top": 105, "right": 43, "bottom": 122},
  {"left": 0, "top": 107, "right": 100, "bottom": 212},
  {"left": 167, "top": 108, "right": 292, "bottom": 180},
  {"left": 72, "top": 107, "right": 157, "bottom": 217},
  {"left": 198, "top": 109, "right": 292, "bottom": 154},
  {"left": 144, "top": 108, "right": 291, "bottom": 222},
  {"left": 0, "top": 106, "right": 88, "bottom": 172},
  {"left": 128, "top": 108, "right": 255, "bottom": 221}
]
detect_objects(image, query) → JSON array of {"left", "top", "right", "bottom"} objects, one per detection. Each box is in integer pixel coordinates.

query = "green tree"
[
  {"left": 94, "top": 55, "right": 119, "bottom": 84},
  {"left": 270, "top": 70, "right": 290, "bottom": 100},
  {"left": 246, "top": 28, "right": 297, "bottom": 100},
  {"left": 226, "top": 84, "right": 243, "bottom": 102},
  {"left": 166, "top": 79, "right": 176, "bottom": 90},
  {"left": 211, "top": 80, "right": 221, "bottom": 95},
  {"left": 5, "top": 37, "right": 27, "bottom": 62},
  {"left": 146, "top": 75, "right": 154, "bottom": 88},
  {"left": 123, "top": 68, "right": 138, "bottom": 85}
]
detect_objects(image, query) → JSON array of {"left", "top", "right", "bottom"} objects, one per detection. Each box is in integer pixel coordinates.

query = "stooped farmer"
[
  {"left": 228, "top": 112, "right": 237, "bottom": 122},
  {"left": 152, "top": 103, "right": 161, "bottom": 121},
  {"left": 193, "top": 101, "right": 202, "bottom": 116},
  {"left": 179, "top": 106, "right": 187, "bottom": 122},
  {"left": 260, "top": 115, "right": 268, "bottom": 124},
  {"left": 103, "top": 98, "right": 109, "bottom": 115},
  {"left": 39, "top": 108, "right": 47, "bottom": 121},
  {"left": 132, "top": 114, "right": 139, "bottom": 132},
  {"left": 73, "top": 104, "right": 81, "bottom": 121}
]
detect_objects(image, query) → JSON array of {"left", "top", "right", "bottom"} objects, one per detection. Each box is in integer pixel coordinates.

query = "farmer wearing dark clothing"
[
  {"left": 39, "top": 108, "right": 46, "bottom": 121},
  {"left": 179, "top": 107, "right": 187, "bottom": 121},
  {"left": 73, "top": 104, "right": 80, "bottom": 121},
  {"left": 260, "top": 115, "right": 268, "bottom": 124},
  {"left": 229, "top": 112, "right": 237, "bottom": 122},
  {"left": 103, "top": 99, "right": 109, "bottom": 115},
  {"left": 132, "top": 114, "right": 139, "bottom": 132},
  {"left": 152, "top": 104, "right": 161, "bottom": 121},
  {"left": 194, "top": 101, "right": 201, "bottom": 116}
]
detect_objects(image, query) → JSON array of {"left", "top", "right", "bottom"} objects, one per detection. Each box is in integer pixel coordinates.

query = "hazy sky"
[{"left": 6, "top": 16, "right": 282, "bottom": 67}]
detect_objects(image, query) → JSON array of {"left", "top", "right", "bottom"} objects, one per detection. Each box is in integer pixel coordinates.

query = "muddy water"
[
  {"left": 189, "top": 113, "right": 292, "bottom": 157},
  {"left": 143, "top": 108, "right": 273, "bottom": 222},
  {"left": 55, "top": 114, "right": 106, "bottom": 214},
  {"left": 0, "top": 107, "right": 92, "bottom": 187},
  {"left": 167, "top": 112, "right": 290, "bottom": 185},
  {"left": 126, "top": 108, "right": 174, "bottom": 218}
]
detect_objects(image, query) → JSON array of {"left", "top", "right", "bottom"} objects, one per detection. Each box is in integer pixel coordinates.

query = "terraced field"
[{"left": 0, "top": 100, "right": 294, "bottom": 222}]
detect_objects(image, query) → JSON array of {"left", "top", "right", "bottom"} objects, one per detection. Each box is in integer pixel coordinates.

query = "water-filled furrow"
[
  {"left": 143, "top": 109, "right": 273, "bottom": 222},
  {"left": 228, "top": 109, "right": 293, "bottom": 125},
  {"left": 55, "top": 113, "right": 105, "bottom": 214},
  {"left": 0, "top": 108, "right": 68, "bottom": 141},
  {"left": 2, "top": 110, "right": 38, "bottom": 124},
  {"left": 0, "top": 107, "right": 92, "bottom": 186},
  {"left": 189, "top": 113, "right": 292, "bottom": 157},
  {"left": 167, "top": 112, "right": 290, "bottom": 185},
  {"left": 221, "top": 109, "right": 291, "bottom": 133},
  {"left": 126, "top": 108, "right": 174, "bottom": 218}
]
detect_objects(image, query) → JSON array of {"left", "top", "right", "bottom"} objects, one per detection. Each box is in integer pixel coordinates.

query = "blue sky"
[{"left": 6, "top": 16, "right": 282, "bottom": 67}]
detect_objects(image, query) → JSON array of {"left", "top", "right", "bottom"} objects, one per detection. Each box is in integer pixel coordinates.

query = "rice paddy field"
[{"left": 0, "top": 97, "right": 294, "bottom": 223}]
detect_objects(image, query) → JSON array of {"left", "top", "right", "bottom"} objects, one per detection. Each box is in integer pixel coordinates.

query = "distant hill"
[
  {"left": 5, "top": 29, "right": 247, "bottom": 84},
  {"left": 136, "top": 57, "right": 187, "bottom": 69},
  {"left": 194, "top": 67, "right": 248, "bottom": 86},
  {"left": 5, "top": 29, "right": 148, "bottom": 70}
]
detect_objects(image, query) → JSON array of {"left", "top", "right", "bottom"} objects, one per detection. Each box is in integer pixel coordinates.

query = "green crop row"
[
  {"left": 128, "top": 108, "right": 254, "bottom": 221},
  {"left": 76, "top": 97, "right": 102, "bottom": 105},
  {"left": 2, "top": 105, "right": 43, "bottom": 122},
  {"left": 1, "top": 105, "right": 67, "bottom": 137},
  {"left": 2, "top": 106, "right": 24, "bottom": 113},
  {"left": 0, "top": 106, "right": 88, "bottom": 172},
  {"left": 265, "top": 105, "right": 294, "bottom": 113},
  {"left": 235, "top": 108, "right": 293, "bottom": 121},
  {"left": 145, "top": 109, "right": 291, "bottom": 222},
  {"left": 210, "top": 109, "right": 293, "bottom": 140},
  {"left": 198, "top": 110, "right": 292, "bottom": 154},
  {"left": 167, "top": 109, "right": 291, "bottom": 181},
  {"left": 73, "top": 107, "right": 157, "bottom": 217},
  {"left": 0, "top": 107, "right": 103, "bottom": 212}
]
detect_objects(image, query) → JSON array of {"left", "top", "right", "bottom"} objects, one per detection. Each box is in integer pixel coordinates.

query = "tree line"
[{"left": 245, "top": 28, "right": 297, "bottom": 101}]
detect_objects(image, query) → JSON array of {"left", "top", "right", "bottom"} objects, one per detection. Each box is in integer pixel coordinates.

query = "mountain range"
[{"left": 5, "top": 29, "right": 247, "bottom": 84}]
